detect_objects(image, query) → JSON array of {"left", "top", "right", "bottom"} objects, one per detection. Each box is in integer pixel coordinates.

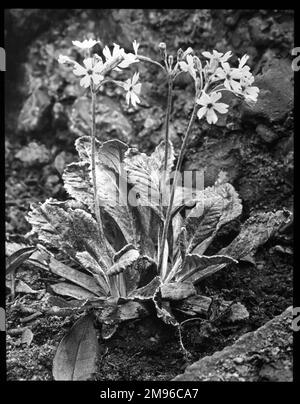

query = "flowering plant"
[{"left": 18, "top": 38, "right": 290, "bottom": 380}]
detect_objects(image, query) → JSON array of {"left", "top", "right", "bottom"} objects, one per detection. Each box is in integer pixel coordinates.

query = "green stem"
[
  {"left": 90, "top": 86, "right": 104, "bottom": 239},
  {"left": 163, "top": 78, "right": 173, "bottom": 173},
  {"left": 136, "top": 55, "right": 165, "bottom": 70},
  {"left": 158, "top": 103, "right": 198, "bottom": 276}
]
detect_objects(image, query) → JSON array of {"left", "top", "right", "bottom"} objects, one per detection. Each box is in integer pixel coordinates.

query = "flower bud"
[
  {"left": 158, "top": 42, "right": 167, "bottom": 59},
  {"left": 168, "top": 55, "right": 173, "bottom": 68},
  {"left": 194, "top": 56, "right": 202, "bottom": 72},
  {"left": 183, "top": 47, "right": 194, "bottom": 58},
  {"left": 159, "top": 42, "right": 167, "bottom": 50},
  {"left": 177, "top": 48, "right": 184, "bottom": 61}
]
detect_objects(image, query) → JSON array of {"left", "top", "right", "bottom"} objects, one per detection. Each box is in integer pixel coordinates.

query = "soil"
[{"left": 5, "top": 9, "right": 294, "bottom": 381}]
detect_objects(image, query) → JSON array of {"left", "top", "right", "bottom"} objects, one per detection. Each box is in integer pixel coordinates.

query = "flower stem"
[
  {"left": 90, "top": 86, "right": 104, "bottom": 239},
  {"left": 158, "top": 103, "right": 198, "bottom": 276},
  {"left": 163, "top": 78, "right": 173, "bottom": 173}
]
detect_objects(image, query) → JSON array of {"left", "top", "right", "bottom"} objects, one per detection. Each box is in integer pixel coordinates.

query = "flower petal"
[
  {"left": 80, "top": 75, "right": 91, "bottom": 88},
  {"left": 83, "top": 58, "right": 93, "bottom": 70},
  {"left": 213, "top": 102, "right": 229, "bottom": 114},
  {"left": 73, "top": 64, "right": 87, "bottom": 76},
  {"left": 206, "top": 108, "right": 218, "bottom": 124},
  {"left": 197, "top": 106, "right": 207, "bottom": 120}
]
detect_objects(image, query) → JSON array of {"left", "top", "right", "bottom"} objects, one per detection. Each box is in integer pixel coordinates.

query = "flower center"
[
  {"left": 87, "top": 69, "right": 93, "bottom": 75},
  {"left": 207, "top": 103, "right": 213, "bottom": 109}
]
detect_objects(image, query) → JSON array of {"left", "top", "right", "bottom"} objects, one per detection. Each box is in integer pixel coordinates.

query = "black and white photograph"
[{"left": 3, "top": 9, "right": 296, "bottom": 386}]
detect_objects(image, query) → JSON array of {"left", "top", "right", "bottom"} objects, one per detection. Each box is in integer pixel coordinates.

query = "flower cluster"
[
  {"left": 58, "top": 39, "right": 142, "bottom": 107},
  {"left": 178, "top": 49, "right": 259, "bottom": 124}
]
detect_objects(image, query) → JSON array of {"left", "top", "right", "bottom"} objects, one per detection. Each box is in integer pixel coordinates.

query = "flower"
[
  {"left": 239, "top": 75, "right": 259, "bottom": 103},
  {"left": 196, "top": 91, "right": 229, "bottom": 124},
  {"left": 72, "top": 39, "right": 99, "bottom": 49},
  {"left": 103, "top": 43, "right": 138, "bottom": 70},
  {"left": 202, "top": 50, "right": 232, "bottom": 64},
  {"left": 132, "top": 40, "right": 139, "bottom": 55},
  {"left": 72, "top": 57, "right": 104, "bottom": 88},
  {"left": 179, "top": 54, "right": 196, "bottom": 80},
  {"left": 215, "top": 62, "right": 242, "bottom": 92},
  {"left": 238, "top": 54, "right": 251, "bottom": 78},
  {"left": 58, "top": 55, "right": 74, "bottom": 65},
  {"left": 123, "top": 72, "right": 142, "bottom": 107}
]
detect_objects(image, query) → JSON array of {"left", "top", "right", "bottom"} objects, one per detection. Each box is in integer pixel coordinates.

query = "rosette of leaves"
[{"left": 25, "top": 136, "right": 291, "bottom": 380}]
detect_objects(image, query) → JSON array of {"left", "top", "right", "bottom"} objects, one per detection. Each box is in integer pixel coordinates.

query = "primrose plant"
[{"left": 24, "top": 38, "right": 291, "bottom": 380}]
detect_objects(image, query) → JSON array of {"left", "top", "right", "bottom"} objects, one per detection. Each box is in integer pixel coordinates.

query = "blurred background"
[{"left": 5, "top": 9, "right": 294, "bottom": 236}]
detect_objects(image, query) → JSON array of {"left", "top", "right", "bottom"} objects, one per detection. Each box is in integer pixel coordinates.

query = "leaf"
[
  {"left": 63, "top": 161, "right": 94, "bottom": 209},
  {"left": 176, "top": 254, "right": 237, "bottom": 282},
  {"left": 107, "top": 246, "right": 139, "bottom": 276},
  {"left": 72, "top": 136, "right": 138, "bottom": 247},
  {"left": 50, "top": 282, "right": 98, "bottom": 300},
  {"left": 191, "top": 209, "right": 292, "bottom": 284},
  {"left": 184, "top": 196, "right": 224, "bottom": 254},
  {"left": 124, "top": 140, "right": 174, "bottom": 220},
  {"left": 153, "top": 285, "right": 178, "bottom": 326},
  {"left": 53, "top": 313, "right": 99, "bottom": 380},
  {"left": 128, "top": 276, "right": 161, "bottom": 300},
  {"left": 15, "top": 280, "right": 40, "bottom": 294},
  {"left": 75, "top": 251, "right": 110, "bottom": 296},
  {"left": 6, "top": 246, "right": 37, "bottom": 275},
  {"left": 160, "top": 239, "right": 169, "bottom": 282},
  {"left": 27, "top": 199, "right": 112, "bottom": 268},
  {"left": 179, "top": 183, "right": 242, "bottom": 256},
  {"left": 49, "top": 257, "right": 103, "bottom": 296},
  {"left": 122, "top": 256, "right": 158, "bottom": 295},
  {"left": 219, "top": 209, "right": 292, "bottom": 260},
  {"left": 161, "top": 281, "right": 196, "bottom": 301}
]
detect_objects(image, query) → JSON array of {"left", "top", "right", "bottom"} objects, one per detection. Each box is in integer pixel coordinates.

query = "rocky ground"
[{"left": 5, "top": 9, "right": 294, "bottom": 381}]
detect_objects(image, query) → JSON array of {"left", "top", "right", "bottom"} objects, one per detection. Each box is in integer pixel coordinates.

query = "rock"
[
  {"left": 15, "top": 142, "right": 50, "bottom": 166},
  {"left": 69, "top": 95, "right": 133, "bottom": 142},
  {"left": 17, "top": 83, "right": 52, "bottom": 133},
  {"left": 173, "top": 306, "right": 293, "bottom": 381},
  {"left": 256, "top": 124, "right": 279, "bottom": 144},
  {"left": 228, "top": 302, "right": 249, "bottom": 323},
  {"left": 242, "top": 59, "right": 293, "bottom": 123},
  {"left": 184, "top": 133, "right": 242, "bottom": 186}
]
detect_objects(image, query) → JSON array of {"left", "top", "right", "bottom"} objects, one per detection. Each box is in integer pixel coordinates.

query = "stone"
[
  {"left": 242, "top": 59, "right": 293, "bottom": 123},
  {"left": 69, "top": 95, "right": 133, "bottom": 143},
  {"left": 256, "top": 124, "right": 279, "bottom": 143},
  {"left": 173, "top": 306, "right": 293, "bottom": 381}
]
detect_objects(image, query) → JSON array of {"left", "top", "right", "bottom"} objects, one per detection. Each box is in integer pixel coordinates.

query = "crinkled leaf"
[
  {"left": 190, "top": 209, "right": 292, "bottom": 284},
  {"left": 219, "top": 209, "right": 292, "bottom": 260},
  {"left": 161, "top": 281, "right": 196, "bottom": 301},
  {"left": 153, "top": 285, "right": 178, "bottom": 326},
  {"left": 108, "top": 245, "right": 139, "bottom": 276},
  {"left": 122, "top": 256, "right": 158, "bottom": 295},
  {"left": 63, "top": 161, "right": 94, "bottom": 209},
  {"left": 53, "top": 313, "right": 98, "bottom": 380},
  {"left": 27, "top": 199, "right": 112, "bottom": 268},
  {"left": 184, "top": 196, "right": 224, "bottom": 254},
  {"left": 124, "top": 140, "right": 174, "bottom": 220},
  {"left": 128, "top": 276, "right": 161, "bottom": 300},
  {"left": 72, "top": 136, "right": 138, "bottom": 247},
  {"left": 176, "top": 254, "right": 237, "bottom": 282}
]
